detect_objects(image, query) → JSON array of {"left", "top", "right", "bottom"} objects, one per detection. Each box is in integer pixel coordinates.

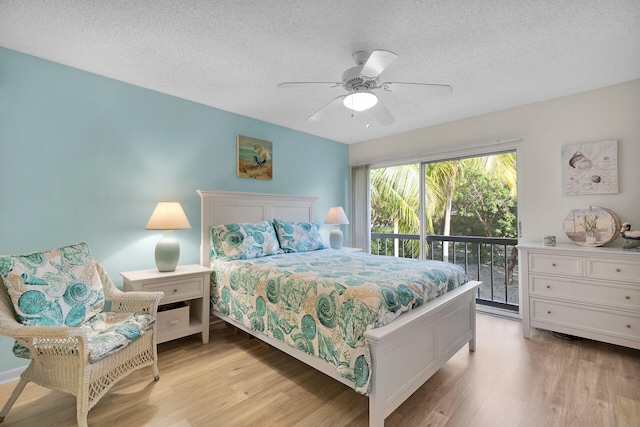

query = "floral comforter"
[{"left": 210, "top": 249, "right": 467, "bottom": 395}]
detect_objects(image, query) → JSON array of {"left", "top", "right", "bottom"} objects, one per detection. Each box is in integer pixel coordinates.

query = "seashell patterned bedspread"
[{"left": 210, "top": 249, "right": 467, "bottom": 395}]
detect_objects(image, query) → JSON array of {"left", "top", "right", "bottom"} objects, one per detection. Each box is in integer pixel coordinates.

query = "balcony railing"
[{"left": 371, "top": 232, "right": 519, "bottom": 312}]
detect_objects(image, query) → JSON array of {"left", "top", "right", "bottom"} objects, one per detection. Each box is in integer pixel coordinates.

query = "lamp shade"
[
  {"left": 145, "top": 202, "right": 191, "bottom": 230},
  {"left": 343, "top": 91, "right": 378, "bottom": 112},
  {"left": 324, "top": 206, "right": 349, "bottom": 225}
]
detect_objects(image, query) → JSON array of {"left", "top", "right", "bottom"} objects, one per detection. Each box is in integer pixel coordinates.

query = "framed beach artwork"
[
  {"left": 562, "top": 139, "right": 618, "bottom": 196},
  {"left": 562, "top": 206, "right": 621, "bottom": 247},
  {"left": 237, "top": 135, "right": 273, "bottom": 180}
]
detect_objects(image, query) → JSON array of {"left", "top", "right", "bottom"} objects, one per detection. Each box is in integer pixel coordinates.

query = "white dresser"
[{"left": 518, "top": 243, "right": 640, "bottom": 349}]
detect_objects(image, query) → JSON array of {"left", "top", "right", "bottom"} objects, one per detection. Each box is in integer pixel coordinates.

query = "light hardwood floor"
[{"left": 1, "top": 313, "right": 639, "bottom": 426}]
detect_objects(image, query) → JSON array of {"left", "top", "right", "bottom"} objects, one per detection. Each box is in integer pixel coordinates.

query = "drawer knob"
[
  {"left": 627, "top": 324, "right": 631, "bottom": 329},
  {"left": 616, "top": 268, "right": 621, "bottom": 273},
  {"left": 547, "top": 310, "right": 551, "bottom": 314},
  {"left": 552, "top": 263, "right": 557, "bottom": 267},
  {"left": 173, "top": 289, "right": 178, "bottom": 293},
  {"left": 626, "top": 296, "right": 631, "bottom": 300},
  {"left": 546, "top": 285, "right": 551, "bottom": 289}
]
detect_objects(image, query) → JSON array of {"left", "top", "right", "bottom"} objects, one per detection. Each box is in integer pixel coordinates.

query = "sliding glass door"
[{"left": 370, "top": 150, "right": 519, "bottom": 312}]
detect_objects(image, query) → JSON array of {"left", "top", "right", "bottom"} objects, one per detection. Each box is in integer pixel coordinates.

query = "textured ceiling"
[{"left": 1, "top": 0, "right": 639, "bottom": 144}]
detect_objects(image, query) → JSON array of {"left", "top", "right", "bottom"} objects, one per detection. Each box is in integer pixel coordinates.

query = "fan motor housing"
[{"left": 342, "top": 65, "right": 378, "bottom": 92}]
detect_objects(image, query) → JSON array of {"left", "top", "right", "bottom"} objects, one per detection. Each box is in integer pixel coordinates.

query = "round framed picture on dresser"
[{"left": 563, "top": 206, "right": 621, "bottom": 247}]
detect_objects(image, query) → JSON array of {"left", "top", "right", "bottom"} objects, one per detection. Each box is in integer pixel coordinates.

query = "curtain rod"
[{"left": 350, "top": 137, "right": 523, "bottom": 168}]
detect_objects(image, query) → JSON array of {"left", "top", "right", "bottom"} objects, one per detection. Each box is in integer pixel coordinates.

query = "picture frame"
[
  {"left": 561, "top": 139, "right": 618, "bottom": 195},
  {"left": 237, "top": 135, "right": 273, "bottom": 180},
  {"left": 562, "top": 206, "right": 621, "bottom": 247}
]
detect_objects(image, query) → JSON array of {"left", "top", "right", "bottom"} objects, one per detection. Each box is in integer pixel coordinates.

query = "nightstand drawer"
[
  {"left": 530, "top": 275, "right": 640, "bottom": 310},
  {"left": 338, "top": 247, "right": 362, "bottom": 253},
  {"left": 586, "top": 257, "right": 640, "bottom": 284},
  {"left": 528, "top": 253, "right": 582, "bottom": 276},
  {"left": 142, "top": 277, "right": 203, "bottom": 304}
]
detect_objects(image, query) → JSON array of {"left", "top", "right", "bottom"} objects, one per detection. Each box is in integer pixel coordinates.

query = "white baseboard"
[{"left": 0, "top": 366, "right": 26, "bottom": 385}]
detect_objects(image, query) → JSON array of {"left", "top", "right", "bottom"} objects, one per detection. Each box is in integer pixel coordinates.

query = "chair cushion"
[
  {"left": 13, "top": 311, "right": 156, "bottom": 363},
  {"left": 0, "top": 242, "right": 105, "bottom": 327}
]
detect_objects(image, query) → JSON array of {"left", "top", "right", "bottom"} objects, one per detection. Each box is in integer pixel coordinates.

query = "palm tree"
[
  {"left": 424, "top": 160, "right": 461, "bottom": 261},
  {"left": 371, "top": 164, "right": 429, "bottom": 257},
  {"left": 475, "top": 152, "right": 517, "bottom": 199},
  {"left": 470, "top": 152, "right": 518, "bottom": 284},
  {"left": 429, "top": 153, "right": 517, "bottom": 261}
]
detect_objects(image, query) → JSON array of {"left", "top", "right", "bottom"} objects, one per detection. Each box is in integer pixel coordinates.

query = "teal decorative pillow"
[
  {"left": 210, "top": 221, "right": 283, "bottom": 261},
  {"left": 273, "top": 219, "right": 327, "bottom": 253},
  {"left": 0, "top": 242, "right": 105, "bottom": 327}
]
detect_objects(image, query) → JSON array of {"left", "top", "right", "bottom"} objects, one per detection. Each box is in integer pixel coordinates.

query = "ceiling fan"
[{"left": 277, "top": 49, "right": 452, "bottom": 126}]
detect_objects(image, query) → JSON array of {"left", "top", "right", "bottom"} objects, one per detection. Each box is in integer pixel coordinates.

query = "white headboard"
[{"left": 197, "top": 190, "right": 318, "bottom": 266}]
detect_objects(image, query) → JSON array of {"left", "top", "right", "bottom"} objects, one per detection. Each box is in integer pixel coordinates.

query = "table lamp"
[
  {"left": 324, "top": 206, "right": 349, "bottom": 249},
  {"left": 145, "top": 201, "right": 191, "bottom": 272}
]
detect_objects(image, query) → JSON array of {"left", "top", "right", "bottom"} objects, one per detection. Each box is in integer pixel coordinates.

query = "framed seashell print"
[
  {"left": 563, "top": 206, "right": 622, "bottom": 247},
  {"left": 562, "top": 139, "right": 618, "bottom": 195}
]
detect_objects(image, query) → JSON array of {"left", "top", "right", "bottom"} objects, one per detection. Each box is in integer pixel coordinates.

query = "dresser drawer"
[
  {"left": 586, "top": 257, "right": 640, "bottom": 284},
  {"left": 530, "top": 298, "right": 640, "bottom": 342},
  {"left": 528, "top": 253, "right": 582, "bottom": 277},
  {"left": 529, "top": 275, "right": 640, "bottom": 310},
  {"left": 141, "top": 277, "right": 204, "bottom": 304}
]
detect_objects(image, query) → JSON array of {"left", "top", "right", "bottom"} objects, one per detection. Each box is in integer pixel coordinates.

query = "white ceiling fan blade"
[
  {"left": 278, "top": 82, "right": 342, "bottom": 88},
  {"left": 369, "top": 98, "right": 395, "bottom": 126},
  {"left": 307, "top": 95, "right": 346, "bottom": 121},
  {"left": 360, "top": 50, "right": 397, "bottom": 79},
  {"left": 380, "top": 82, "right": 453, "bottom": 97}
]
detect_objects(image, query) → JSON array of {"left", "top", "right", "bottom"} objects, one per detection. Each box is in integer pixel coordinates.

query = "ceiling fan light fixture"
[{"left": 343, "top": 91, "right": 378, "bottom": 112}]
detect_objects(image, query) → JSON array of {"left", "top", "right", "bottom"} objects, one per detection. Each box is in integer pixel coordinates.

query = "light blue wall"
[{"left": 0, "top": 48, "right": 349, "bottom": 375}]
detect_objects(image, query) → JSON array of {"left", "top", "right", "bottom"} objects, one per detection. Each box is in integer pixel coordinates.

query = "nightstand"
[
  {"left": 338, "top": 247, "right": 362, "bottom": 252},
  {"left": 121, "top": 264, "right": 213, "bottom": 344}
]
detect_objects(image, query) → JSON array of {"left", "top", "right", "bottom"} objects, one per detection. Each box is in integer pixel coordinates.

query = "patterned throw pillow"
[
  {"left": 0, "top": 242, "right": 105, "bottom": 327},
  {"left": 210, "top": 221, "right": 283, "bottom": 261},
  {"left": 273, "top": 219, "right": 327, "bottom": 253}
]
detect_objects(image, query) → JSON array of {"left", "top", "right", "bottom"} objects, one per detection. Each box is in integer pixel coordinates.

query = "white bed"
[{"left": 198, "top": 190, "right": 481, "bottom": 427}]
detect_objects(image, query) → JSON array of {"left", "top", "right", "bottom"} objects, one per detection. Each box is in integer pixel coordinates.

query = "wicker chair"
[{"left": 0, "top": 262, "right": 163, "bottom": 426}]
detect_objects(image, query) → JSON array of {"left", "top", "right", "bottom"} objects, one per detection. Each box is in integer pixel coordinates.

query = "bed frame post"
[
  {"left": 469, "top": 294, "right": 477, "bottom": 352},
  {"left": 368, "top": 351, "right": 385, "bottom": 427},
  {"left": 369, "top": 394, "right": 385, "bottom": 427}
]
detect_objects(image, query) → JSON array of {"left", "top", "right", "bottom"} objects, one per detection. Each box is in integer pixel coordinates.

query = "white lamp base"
[
  {"left": 329, "top": 225, "right": 344, "bottom": 250},
  {"left": 155, "top": 230, "right": 180, "bottom": 272}
]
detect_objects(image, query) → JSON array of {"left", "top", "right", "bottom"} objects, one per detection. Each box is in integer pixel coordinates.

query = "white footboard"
[
  {"left": 211, "top": 281, "right": 480, "bottom": 426},
  {"left": 364, "top": 281, "right": 480, "bottom": 427}
]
